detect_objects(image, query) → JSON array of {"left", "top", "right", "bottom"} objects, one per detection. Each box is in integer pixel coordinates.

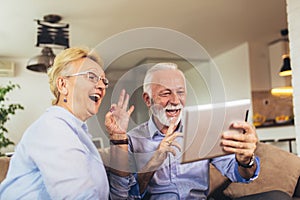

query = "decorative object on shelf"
[
  {"left": 253, "top": 113, "right": 266, "bottom": 127},
  {"left": 26, "top": 14, "right": 69, "bottom": 73},
  {"left": 275, "top": 115, "right": 291, "bottom": 124},
  {"left": 0, "top": 82, "right": 24, "bottom": 156}
]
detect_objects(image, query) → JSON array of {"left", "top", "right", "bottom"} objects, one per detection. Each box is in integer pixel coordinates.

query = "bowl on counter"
[
  {"left": 253, "top": 113, "right": 266, "bottom": 127},
  {"left": 275, "top": 115, "right": 292, "bottom": 124}
]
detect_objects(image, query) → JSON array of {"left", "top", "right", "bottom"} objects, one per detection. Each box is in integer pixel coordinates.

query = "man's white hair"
[{"left": 143, "top": 62, "right": 186, "bottom": 97}]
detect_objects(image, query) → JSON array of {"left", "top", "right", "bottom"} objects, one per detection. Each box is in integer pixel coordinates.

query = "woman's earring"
[{"left": 63, "top": 97, "right": 67, "bottom": 103}]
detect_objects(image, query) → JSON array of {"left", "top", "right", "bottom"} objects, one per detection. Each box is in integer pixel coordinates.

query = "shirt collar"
[
  {"left": 48, "top": 106, "right": 90, "bottom": 137},
  {"left": 148, "top": 116, "right": 160, "bottom": 138}
]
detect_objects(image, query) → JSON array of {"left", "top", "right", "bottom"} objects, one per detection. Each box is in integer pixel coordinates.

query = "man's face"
[{"left": 148, "top": 69, "right": 186, "bottom": 127}]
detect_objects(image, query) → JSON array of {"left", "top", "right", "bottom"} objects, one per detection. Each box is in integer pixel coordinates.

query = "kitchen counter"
[
  {"left": 255, "top": 119, "right": 294, "bottom": 129},
  {"left": 256, "top": 125, "right": 296, "bottom": 153}
]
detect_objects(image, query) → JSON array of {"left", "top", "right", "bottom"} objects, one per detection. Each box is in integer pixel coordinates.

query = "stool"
[
  {"left": 277, "top": 138, "right": 296, "bottom": 153},
  {"left": 260, "top": 139, "right": 275, "bottom": 143}
]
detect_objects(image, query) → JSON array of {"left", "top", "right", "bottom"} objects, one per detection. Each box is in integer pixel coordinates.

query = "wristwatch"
[
  {"left": 110, "top": 138, "right": 129, "bottom": 145},
  {"left": 237, "top": 154, "right": 256, "bottom": 168}
]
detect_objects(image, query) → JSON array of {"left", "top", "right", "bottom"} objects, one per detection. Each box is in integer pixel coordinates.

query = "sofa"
[
  {"left": 208, "top": 142, "right": 300, "bottom": 199},
  {"left": 0, "top": 156, "right": 10, "bottom": 183},
  {"left": 1, "top": 142, "right": 300, "bottom": 199}
]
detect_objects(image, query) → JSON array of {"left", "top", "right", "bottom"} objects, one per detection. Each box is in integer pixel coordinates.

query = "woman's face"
[{"left": 63, "top": 57, "right": 107, "bottom": 121}]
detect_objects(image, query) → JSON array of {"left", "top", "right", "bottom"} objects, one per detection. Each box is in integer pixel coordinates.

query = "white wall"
[
  {"left": 0, "top": 58, "right": 53, "bottom": 152},
  {"left": 249, "top": 42, "right": 271, "bottom": 91},
  {"left": 213, "top": 42, "right": 252, "bottom": 101},
  {"left": 184, "top": 43, "right": 251, "bottom": 105},
  {"left": 287, "top": 0, "right": 300, "bottom": 155}
]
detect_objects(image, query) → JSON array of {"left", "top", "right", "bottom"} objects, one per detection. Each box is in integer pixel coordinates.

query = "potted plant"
[{"left": 0, "top": 82, "right": 24, "bottom": 156}]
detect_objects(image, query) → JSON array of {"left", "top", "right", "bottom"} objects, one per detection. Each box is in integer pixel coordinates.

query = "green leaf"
[{"left": 0, "top": 82, "right": 24, "bottom": 156}]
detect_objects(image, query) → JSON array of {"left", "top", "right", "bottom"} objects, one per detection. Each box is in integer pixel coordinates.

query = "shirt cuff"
[
  {"left": 234, "top": 156, "right": 260, "bottom": 183},
  {"left": 109, "top": 172, "right": 143, "bottom": 199},
  {"left": 129, "top": 173, "right": 146, "bottom": 199}
]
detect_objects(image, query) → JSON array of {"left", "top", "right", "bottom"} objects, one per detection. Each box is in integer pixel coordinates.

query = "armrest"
[
  {"left": 208, "top": 164, "right": 231, "bottom": 199},
  {"left": 0, "top": 157, "right": 10, "bottom": 183}
]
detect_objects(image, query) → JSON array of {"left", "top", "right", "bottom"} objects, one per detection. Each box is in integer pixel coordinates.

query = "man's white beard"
[{"left": 150, "top": 102, "right": 183, "bottom": 126}]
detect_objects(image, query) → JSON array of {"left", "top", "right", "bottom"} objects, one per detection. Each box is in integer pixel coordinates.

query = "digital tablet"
[{"left": 180, "top": 99, "right": 250, "bottom": 163}]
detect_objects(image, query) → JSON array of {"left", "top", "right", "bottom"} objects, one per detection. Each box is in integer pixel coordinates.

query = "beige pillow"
[{"left": 224, "top": 142, "right": 300, "bottom": 198}]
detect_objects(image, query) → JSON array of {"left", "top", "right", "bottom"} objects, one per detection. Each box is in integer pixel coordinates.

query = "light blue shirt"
[
  {"left": 109, "top": 117, "right": 260, "bottom": 200},
  {"left": 0, "top": 106, "right": 109, "bottom": 200}
]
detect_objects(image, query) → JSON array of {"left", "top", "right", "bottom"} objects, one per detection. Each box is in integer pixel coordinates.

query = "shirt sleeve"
[
  {"left": 109, "top": 137, "right": 147, "bottom": 200},
  {"left": 109, "top": 172, "right": 142, "bottom": 200},
  {"left": 26, "top": 118, "right": 108, "bottom": 199},
  {"left": 233, "top": 156, "right": 260, "bottom": 183},
  {"left": 211, "top": 154, "right": 260, "bottom": 183}
]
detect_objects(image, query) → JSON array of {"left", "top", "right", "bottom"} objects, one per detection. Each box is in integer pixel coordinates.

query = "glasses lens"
[
  {"left": 102, "top": 78, "right": 109, "bottom": 87},
  {"left": 87, "top": 72, "right": 98, "bottom": 83},
  {"left": 87, "top": 72, "right": 109, "bottom": 87}
]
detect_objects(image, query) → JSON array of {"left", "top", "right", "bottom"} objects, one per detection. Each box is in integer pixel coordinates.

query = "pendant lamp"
[
  {"left": 26, "top": 47, "right": 55, "bottom": 73},
  {"left": 271, "top": 29, "right": 293, "bottom": 96},
  {"left": 279, "top": 29, "right": 291, "bottom": 77},
  {"left": 26, "top": 14, "right": 69, "bottom": 73},
  {"left": 279, "top": 54, "right": 292, "bottom": 76}
]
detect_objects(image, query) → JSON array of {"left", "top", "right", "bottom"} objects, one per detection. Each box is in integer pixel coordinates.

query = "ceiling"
[{"left": 0, "top": 0, "right": 288, "bottom": 70}]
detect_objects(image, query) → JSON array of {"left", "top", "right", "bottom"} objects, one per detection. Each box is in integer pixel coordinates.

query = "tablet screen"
[{"left": 180, "top": 99, "right": 250, "bottom": 163}]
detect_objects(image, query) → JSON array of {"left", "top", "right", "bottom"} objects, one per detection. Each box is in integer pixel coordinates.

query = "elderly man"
[{"left": 106, "top": 63, "right": 290, "bottom": 200}]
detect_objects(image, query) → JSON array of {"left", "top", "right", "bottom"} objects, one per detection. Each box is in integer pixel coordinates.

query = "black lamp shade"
[
  {"left": 36, "top": 18, "right": 69, "bottom": 48},
  {"left": 26, "top": 47, "right": 55, "bottom": 73},
  {"left": 279, "top": 55, "right": 292, "bottom": 76}
]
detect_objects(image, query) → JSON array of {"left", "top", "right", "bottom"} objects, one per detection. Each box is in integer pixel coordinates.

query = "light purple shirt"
[
  {"left": 109, "top": 117, "right": 259, "bottom": 200},
  {"left": 0, "top": 106, "right": 109, "bottom": 200}
]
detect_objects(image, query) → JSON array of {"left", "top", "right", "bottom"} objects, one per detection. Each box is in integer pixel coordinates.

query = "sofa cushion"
[
  {"left": 223, "top": 142, "right": 300, "bottom": 198},
  {"left": 208, "top": 164, "right": 232, "bottom": 199},
  {"left": 0, "top": 157, "right": 10, "bottom": 183}
]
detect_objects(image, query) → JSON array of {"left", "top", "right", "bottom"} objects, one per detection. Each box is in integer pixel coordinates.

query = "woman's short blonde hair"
[{"left": 48, "top": 47, "right": 103, "bottom": 105}]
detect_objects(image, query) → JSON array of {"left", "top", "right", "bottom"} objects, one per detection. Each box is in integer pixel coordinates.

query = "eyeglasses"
[{"left": 66, "top": 71, "right": 109, "bottom": 88}]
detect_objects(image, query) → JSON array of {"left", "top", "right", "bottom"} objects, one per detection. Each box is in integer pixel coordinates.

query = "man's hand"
[
  {"left": 221, "top": 121, "right": 258, "bottom": 164},
  {"left": 105, "top": 89, "right": 134, "bottom": 140},
  {"left": 105, "top": 89, "right": 134, "bottom": 176},
  {"left": 138, "top": 119, "right": 183, "bottom": 193},
  {"left": 146, "top": 120, "right": 183, "bottom": 171},
  {"left": 221, "top": 121, "right": 258, "bottom": 178}
]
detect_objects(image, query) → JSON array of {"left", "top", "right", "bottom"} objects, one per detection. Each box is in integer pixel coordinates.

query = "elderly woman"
[{"left": 0, "top": 47, "right": 133, "bottom": 200}]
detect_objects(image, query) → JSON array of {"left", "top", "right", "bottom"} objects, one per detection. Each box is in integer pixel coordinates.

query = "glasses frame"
[{"left": 66, "top": 71, "right": 109, "bottom": 88}]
